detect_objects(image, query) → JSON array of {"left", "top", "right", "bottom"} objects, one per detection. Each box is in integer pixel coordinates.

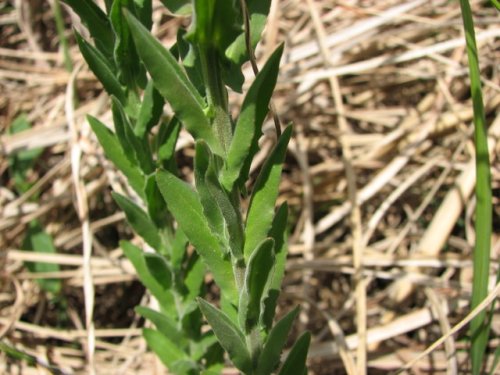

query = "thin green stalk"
[
  {"left": 458, "top": 1, "right": 492, "bottom": 374},
  {"left": 52, "top": 0, "right": 73, "bottom": 72}
]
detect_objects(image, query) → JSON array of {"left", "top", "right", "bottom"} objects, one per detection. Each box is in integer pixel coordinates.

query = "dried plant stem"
[
  {"left": 66, "top": 63, "right": 95, "bottom": 375},
  {"left": 305, "top": 0, "right": 366, "bottom": 373}
]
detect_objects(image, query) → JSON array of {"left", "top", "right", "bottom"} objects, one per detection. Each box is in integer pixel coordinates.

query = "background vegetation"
[{"left": 1, "top": 0, "right": 498, "bottom": 374}]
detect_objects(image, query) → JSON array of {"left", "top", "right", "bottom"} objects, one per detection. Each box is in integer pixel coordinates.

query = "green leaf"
[
  {"left": 194, "top": 142, "right": 227, "bottom": 248},
  {"left": 133, "top": 0, "right": 153, "bottom": 30},
  {"left": 160, "top": 0, "right": 192, "bottom": 15},
  {"left": 22, "top": 221, "right": 61, "bottom": 295},
  {"left": 112, "top": 192, "right": 162, "bottom": 251},
  {"left": 136, "top": 306, "right": 187, "bottom": 348},
  {"left": 144, "top": 252, "right": 173, "bottom": 291},
  {"left": 222, "top": 44, "right": 284, "bottom": 191},
  {"left": 187, "top": 0, "right": 240, "bottom": 53},
  {"left": 261, "top": 203, "right": 289, "bottom": 331},
  {"left": 257, "top": 306, "right": 299, "bottom": 375},
  {"left": 124, "top": 10, "right": 223, "bottom": 155},
  {"left": 121, "top": 241, "right": 176, "bottom": 315},
  {"left": 74, "top": 31, "right": 126, "bottom": 104},
  {"left": 157, "top": 117, "right": 181, "bottom": 172},
  {"left": 110, "top": 0, "right": 146, "bottom": 89},
  {"left": 195, "top": 141, "right": 245, "bottom": 261},
  {"left": 111, "top": 97, "right": 154, "bottom": 173},
  {"left": 135, "top": 79, "right": 165, "bottom": 138},
  {"left": 226, "top": 0, "right": 272, "bottom": 66},
  {"left": 197, "top": 298, "right": 252, "bottom": 374},
  {"left": 88, "top": 115, "right": 145, "bottom": 198},
  {"left": 144, "top": 174, "right": 169, "bottom": 231},
  {"left": 8, "top": 114, "right": 43, "bottom": 193},
  {"left": 156, "top": 169, "right": 237, "bottom": 302},
  {"left": 183, "top": 252, "right": 205, "bottom": 304},
  {"left": 143, "top": 328, "right": 189, "bottom": 369},
  {"left": 244, "top": 125, "right": 292, "bottom": 260},
  {"left": 62, "top": 0, "right": 114, "bottom": 58},
  {"left": 239, "top": 238, "right": 275, "bottom": 332},
  {"left": 278, "top": 331, "right": 310, "bottom": 375}
]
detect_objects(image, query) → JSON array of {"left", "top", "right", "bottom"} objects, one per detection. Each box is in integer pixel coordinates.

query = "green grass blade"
[{"left": 458, "top": 1, "right": 493, "bottom": 373}]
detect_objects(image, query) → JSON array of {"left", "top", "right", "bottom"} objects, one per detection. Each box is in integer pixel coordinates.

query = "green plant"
[
  {"left": 458, "top": 1, "right": 494, "bottom": 374},
  {"left": 62, "top": 1, "right": 309, "bottom": 374}
]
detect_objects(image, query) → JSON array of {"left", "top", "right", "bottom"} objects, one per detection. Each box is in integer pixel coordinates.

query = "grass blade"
[{"left": 458, "top": 1, "right": 493, "bottom": 373}]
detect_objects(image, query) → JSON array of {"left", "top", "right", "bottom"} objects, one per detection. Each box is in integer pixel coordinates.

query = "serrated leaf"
[
  {"left": 136, "top": 306, "right": 187, "bottom": 348},
  {"left": 160, "top": 0, "right": 192, "bottom": 15},
  {"left": 222, "top": 44, "right": 284, "bottom": 191},
  {"left": 197, "top": 298, "right": 252, "bottom": 374},
  {"left": 22, "top": 221, "right": 61, "bottom": 295},
  {"left": 135, "top": 79, "right": 165, "bottom": 138},
  {"left": 278, "top": 331, "right": 310, "bottom": 375},
  {"left": 75, "top": 31, "right": 126, "bottom": 104},
  {"left": 143, "top": 328, "right": 189, "bottom": 369},
  {"left": 121, "top": 241, "right": 176, "bottom": 315},
  {"left": 124, "top": 10, "right": 223, "bottom": 155},
  {"left": 111, "top": 97, "right": 154, "bottom": 173},
  {"left": 62, "top": 0, "right": 114, "bottom": 58},
  {"left": 112, "top": 192, "right": 162, "bottom": 251},
  {"left": 257, "top": 306, "right": 299, "bottom": 375},
  {"left": 244, "top": 125, "right": 292, "bottom": 260},
  {"left": 87, "top": 116, "right": 145, "bottom": 198},
  {"left": 144, "top": 252, "right": 173, "bottom": 291},
  {"left": 156, "top": 169, "right": 237, "bottom": 302},
  {"left": 239, "top": 238, "right": 275, "bottom": 332}
]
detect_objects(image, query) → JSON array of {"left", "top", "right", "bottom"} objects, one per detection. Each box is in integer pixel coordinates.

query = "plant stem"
[{"left": 199, "top": 48, "right": 232, "bottom": 154}]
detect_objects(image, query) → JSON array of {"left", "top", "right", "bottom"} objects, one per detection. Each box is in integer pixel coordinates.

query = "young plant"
[{"left": 63, "top": 1, "right": 309, "bottom": 374}]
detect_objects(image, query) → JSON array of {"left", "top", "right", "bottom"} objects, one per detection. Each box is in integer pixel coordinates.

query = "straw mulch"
[{"left": 1, "top": 0, "right": 499, "bottom": 374}]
